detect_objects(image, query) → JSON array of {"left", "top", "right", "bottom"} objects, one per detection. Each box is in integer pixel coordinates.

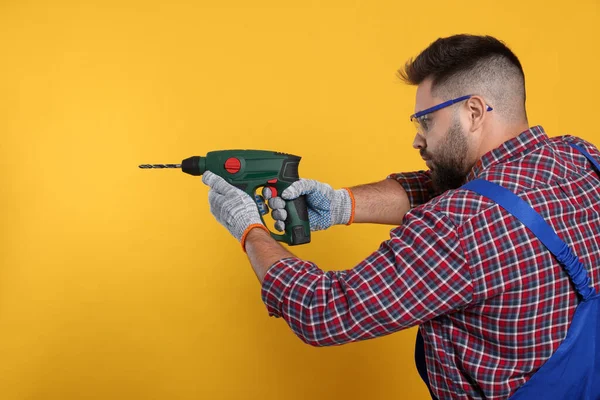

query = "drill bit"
[
  {"left": 139, "top": 164, "right": 182, "bottom": 169},
  {"left": 140, "top": 156, "right": 206, "bottom": 176}
]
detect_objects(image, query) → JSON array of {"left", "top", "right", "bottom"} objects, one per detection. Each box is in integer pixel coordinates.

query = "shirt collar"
[{"left": 465, "top": 125, "right": 549, "bottom": 182}]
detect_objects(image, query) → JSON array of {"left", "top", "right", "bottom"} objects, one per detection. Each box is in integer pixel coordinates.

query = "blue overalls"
[{"left": 415, "top": 143, "right": 600, "bottom": 399}]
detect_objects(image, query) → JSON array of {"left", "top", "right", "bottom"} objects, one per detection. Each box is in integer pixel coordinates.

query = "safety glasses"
[{"left": 410, "top": 95, "right": 493, "bottom": 135}]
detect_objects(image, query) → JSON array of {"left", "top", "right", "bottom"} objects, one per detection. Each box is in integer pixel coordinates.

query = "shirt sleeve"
[
  {"left": 260, "top": 206, "right": 474, "bottom": 347},
  {"left": 387, "top": 170, "right": 435, "bottom": 208}
]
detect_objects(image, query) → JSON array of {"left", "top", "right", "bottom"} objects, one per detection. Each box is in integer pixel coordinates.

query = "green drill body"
[{"left": 142, "top": 150, "right": 310, "bottom": 246}]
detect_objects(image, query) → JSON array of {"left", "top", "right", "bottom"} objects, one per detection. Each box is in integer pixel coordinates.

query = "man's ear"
[{"left": 466, "top": 96, "right": 486, "bottom": 132}]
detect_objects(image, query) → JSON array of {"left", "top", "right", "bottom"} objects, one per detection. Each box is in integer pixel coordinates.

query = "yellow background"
[{"left": 1, "top": 1, "right": 599, "bottom": 399}]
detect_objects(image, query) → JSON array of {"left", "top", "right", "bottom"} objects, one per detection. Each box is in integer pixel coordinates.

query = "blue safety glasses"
[{"left": 410, "top": 95, "right": 493, "bottom": 135}]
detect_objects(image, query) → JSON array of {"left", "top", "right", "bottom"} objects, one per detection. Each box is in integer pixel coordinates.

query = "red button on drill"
[{"left": 224, "top": 158, "right": 241, "bottom": 174}]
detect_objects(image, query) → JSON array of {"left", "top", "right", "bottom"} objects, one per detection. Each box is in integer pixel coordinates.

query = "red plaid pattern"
[
  {"left": 261, "top": 126, "right": 600, "bottom": 399},
  {"left": 387, "top": 170, "right": 434, "bottom": 208}
]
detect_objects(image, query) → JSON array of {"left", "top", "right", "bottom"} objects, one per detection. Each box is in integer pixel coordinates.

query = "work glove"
[
  {"left": 260, "top": 179, "right": 355, "bottom": 232},
  {"left": 202, "top": 171, "right": 270, "bottom": 251}
]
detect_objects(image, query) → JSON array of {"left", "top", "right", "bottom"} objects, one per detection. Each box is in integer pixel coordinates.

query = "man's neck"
[{"left": 478, "top": 122, "right": 530, "bottom": 159}]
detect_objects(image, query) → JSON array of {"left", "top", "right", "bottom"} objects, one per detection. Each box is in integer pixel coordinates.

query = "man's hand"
[
  {"left": 262, "top": 179, "right": 355, "bottom": 232},
  {"left": 202, "top": 171, "right": 270, "bottom": 250}
]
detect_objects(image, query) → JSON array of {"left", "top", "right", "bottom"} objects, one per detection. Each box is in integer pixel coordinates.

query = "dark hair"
[
  {"left": 399, "top": 35, "right": 527, "bottom": 122},
  {"left": 399, "top": 35, "right": 524, "bottom": 87}
]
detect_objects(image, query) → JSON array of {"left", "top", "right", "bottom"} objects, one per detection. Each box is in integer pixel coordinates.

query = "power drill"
[{"left": 139, "top": 150, "right": 310, "bottom": 246}]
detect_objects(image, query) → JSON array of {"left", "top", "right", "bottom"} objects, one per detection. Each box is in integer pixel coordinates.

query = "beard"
[{"left": 425, "top": 117, "right": 471, "bottom": 194}]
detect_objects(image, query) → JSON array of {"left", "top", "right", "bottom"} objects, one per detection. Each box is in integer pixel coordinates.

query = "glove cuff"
[
  {"left": 333, "top": 188, "right": 354, "bottom": 226},
  {"left": 240, "top": 224, "right": 271, "bottom": 253},
  {"left": 343, "top": 187, "right": 356, "bottom": 225}
]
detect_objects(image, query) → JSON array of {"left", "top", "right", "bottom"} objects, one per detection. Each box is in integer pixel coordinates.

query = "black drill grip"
[
  {"left": 277, "top": 157, "right": 310, "bottom": 245},
  {"left": 283, "top": 195, "right": 310, "bottom": 245}
]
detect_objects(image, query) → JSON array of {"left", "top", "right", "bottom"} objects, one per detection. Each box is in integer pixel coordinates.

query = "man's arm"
[
  {"left": 244, "top": 179, "right": 411, "bottom": 283},
  {"left": 203, "top": 169, "right": 434, "bottom": 285},
  {"left": 245, "top": 177, "right": 419, "bottom": 284},
  {"left": 245, "top": 171, "right": 431, "bottom": 284},
  {"left": 258, "top": 207, "right": 472, "bottom": 346},
  {"left": 350, "top": 178, "right": 411, "bottom": 225},
  {"left": 245, "top": 228, "right": 294, "bottom": 284},
  {"left": 271, "top": 171, "right": 434, "bottom": 231},
  {"left": 346, "top": 169, "right": 435, "bottom": 225},
  {"left": 203, "top": 169, "right": 470, "bottom": 347}
]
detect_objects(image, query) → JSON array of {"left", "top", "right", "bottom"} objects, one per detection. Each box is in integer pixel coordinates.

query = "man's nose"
[{"left": 412, "top": 132, "right": 426, "bottom": 150}]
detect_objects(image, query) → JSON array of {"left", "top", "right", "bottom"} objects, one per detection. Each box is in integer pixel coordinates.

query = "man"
[{"left": 201, "top": 34, "right": 600, "bottom": 399}]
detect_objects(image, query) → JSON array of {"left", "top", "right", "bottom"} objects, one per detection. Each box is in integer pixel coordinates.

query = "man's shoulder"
[
  {"left": 405, "top": 134, "right": 600, "bottom": 228},
  {"left": 549, "top": 134, "right": 600, "bottom": 156}
]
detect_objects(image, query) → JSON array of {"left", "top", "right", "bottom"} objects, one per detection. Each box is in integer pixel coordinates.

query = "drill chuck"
[{"left": 181, "top": 156, "right": 206, "bottom": 176}]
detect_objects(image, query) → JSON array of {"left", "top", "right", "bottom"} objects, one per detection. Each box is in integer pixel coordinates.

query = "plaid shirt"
[{"left": 261, "top": 126, "right": 600, "bottom": 399}]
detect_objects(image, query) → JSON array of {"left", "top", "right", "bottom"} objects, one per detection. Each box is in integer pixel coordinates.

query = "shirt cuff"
[
  {"left": 387, "top": 170, "right": 434, "bottom": 208},
  {"left": 260, "top": 257, "right": 314, "bottom": 318}
]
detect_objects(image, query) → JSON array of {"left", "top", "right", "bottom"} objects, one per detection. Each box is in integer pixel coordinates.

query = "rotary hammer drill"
[{"left": 140, "top": 149, "right": 310, "bottom": 246}]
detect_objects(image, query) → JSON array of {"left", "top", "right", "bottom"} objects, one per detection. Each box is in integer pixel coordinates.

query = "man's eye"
[{"left": 420, "top": 117, "right": 430, "bottom": 131}]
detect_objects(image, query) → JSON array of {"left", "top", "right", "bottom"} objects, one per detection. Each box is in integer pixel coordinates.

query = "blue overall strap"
[{"left": 461, "top": 179, "right": 596, "bottom": 300}]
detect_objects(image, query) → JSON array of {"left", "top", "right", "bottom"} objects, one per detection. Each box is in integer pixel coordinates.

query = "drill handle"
[
  {"left": 273, "top": 195, "right": 310, "bottom": 245},
  {"left": 260, "top": 155, "right": 310, "bottom": 246}
]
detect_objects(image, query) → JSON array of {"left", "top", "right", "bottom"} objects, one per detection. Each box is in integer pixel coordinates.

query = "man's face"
[{"left": 413, "top": 79, "right": 473, "bottom": 193}]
